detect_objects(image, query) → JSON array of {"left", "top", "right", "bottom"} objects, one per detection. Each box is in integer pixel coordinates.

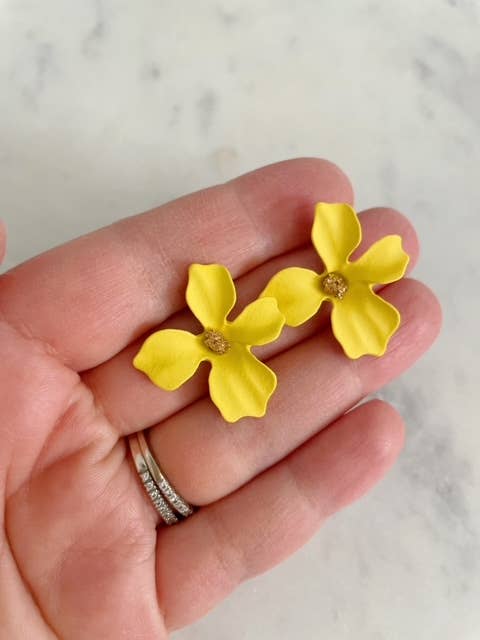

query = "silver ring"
[
  {"left": 128, "top": 434, "right": 178, "bottom": 525},
  {"left": 136, "top": 431, "right": 194, "bottom": 517},
  {"left": 128, "top": 432, "right": 193, "bottom": 525}
]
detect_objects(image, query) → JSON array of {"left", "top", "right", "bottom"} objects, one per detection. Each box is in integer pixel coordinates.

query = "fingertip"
[
  {"left": 275, "top": 157, "right": 355, "bottom": 205},
  {"left": 398, "top": 278, "right": 443, "bottom": 346},
  {"left": 309, "top": 399, "right": 406, "bottom": 516},
  {"left": 291, "top": 157, "right": 355, "bottom": 204},
  {"left": 234, "top": 156, "right": 354, "bottom": 209},
  {"left": 364, "top": 278, "right": 443, "bottom": 391},
  {"left": 360, "top": 399, "right": 406, "bottom": 463},
  {"left": 377, "top": 208, "right": 420, "bottom": 272},
  {"left": 357, "top": 207, "right": 420, "bottom": 272}
]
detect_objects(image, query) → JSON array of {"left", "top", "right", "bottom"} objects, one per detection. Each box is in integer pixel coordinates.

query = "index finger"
[{"left": 0, "top": 158, "right": 353, "bottom": 370}]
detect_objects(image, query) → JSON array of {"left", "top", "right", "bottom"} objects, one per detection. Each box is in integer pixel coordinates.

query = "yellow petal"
[
  {"left": 186, "top": 263, "right": 236, "bottom": 329},
  {"left": 133, "top": 329, "right": 207, "bottom": 390},
  {"left": 312, "top": 203, "right": 361, "bottom": 272},
  {"left": 331, "top": 283, "right": 401, "bottom": 358},
  {"left": 208, "top": 344, "right": 277, "bottom": 422},
  {"left": 346, "top": 235, "right": 409, "bottom": 285},
  {"left": 260, "top": 267, "right": 325, "bottom": 327},
  {"left": 225, "top": 297, "right": 285, "bottom": 346}
]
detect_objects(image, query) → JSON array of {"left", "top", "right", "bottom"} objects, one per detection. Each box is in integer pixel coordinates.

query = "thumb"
[{"left": 0, "top": 220, "right": 6, "bottom": 265}]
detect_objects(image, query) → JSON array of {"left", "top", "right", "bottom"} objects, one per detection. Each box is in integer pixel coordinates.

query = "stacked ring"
[{"left": 128, "top": 432, "right": 193, "bottom": 525}]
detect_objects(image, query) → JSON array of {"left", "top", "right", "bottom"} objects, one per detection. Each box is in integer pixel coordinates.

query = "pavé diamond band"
[
  {"left": 136, "top": 431, "right": 194, "bottom": 518},
  {"left": 128, "top": 432, "right": 193, "bottom": 525}
]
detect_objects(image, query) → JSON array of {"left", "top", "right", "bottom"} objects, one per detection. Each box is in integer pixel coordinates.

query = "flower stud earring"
[
  {"left": 133, "top": 263, "right": 285, "bottom": 423},
  {"left": 133, "top": 204, "right": 409, "bottom": 424},
  {"left": 260, "top": 202, "right": 410, "bottom": 358}
]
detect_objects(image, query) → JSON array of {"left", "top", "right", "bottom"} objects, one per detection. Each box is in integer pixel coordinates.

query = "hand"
[{"left": 0, "top": 159, "right": 441, "bottom": 639}]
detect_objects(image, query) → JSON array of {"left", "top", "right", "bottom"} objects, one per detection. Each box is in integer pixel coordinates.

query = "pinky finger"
[{"left": 156, "top": 399, "right": 405, "bottom": 631}]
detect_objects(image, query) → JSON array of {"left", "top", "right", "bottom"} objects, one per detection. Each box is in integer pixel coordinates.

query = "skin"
[{"left": 0, "top": 159, "right": 441, "bottom": 639}]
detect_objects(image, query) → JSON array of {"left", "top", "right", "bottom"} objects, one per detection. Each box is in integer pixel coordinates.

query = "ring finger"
[{"left": 144, "top": 277, "right": 441, "bottom": 507}]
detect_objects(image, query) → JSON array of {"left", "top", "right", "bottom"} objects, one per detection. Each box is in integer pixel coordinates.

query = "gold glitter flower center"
[
  {"left": 321, "top": 272, "right": 349, "bottom": 300},
  {"left": 203, "top": 329, "right": 230, "bottom": 355}
]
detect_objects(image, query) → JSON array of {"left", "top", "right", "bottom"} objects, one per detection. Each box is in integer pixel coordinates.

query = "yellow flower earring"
[
  {"left": 134, "top": 264, "right": 285, "bottom": 423},
  {"left": 261, "top": 203, "right": 409, "bottom": 358},
  {"left": 134, "top": 204, "right": 408, "bottom": 422}
]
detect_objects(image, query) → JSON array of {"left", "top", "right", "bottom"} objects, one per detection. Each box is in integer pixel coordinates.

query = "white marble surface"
[{"left": 1, "top": 1, "right": 479, "bottom": 638}]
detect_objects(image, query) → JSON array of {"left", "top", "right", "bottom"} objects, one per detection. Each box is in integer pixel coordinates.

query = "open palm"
[{"left": 0, "top": 159, "right": 441, "bottom": 639}]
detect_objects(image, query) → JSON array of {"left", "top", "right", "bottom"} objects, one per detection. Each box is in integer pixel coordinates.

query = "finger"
[
  {"left": 0, "top": 220, "right": 6, "bottom": 265},
  {"left": 156, "top": 399, "right": 405, "bottom": 630},
  {"left": 146, "top": 279, "right": 440, "bottom": 506},
  {"left": 85, "top": 207, "right": 419, "bottom": 433},
  {"left": 0, "top": 159, "right": 353, "bottom": 370}
]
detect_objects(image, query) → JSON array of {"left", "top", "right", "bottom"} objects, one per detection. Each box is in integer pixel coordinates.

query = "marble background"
[{"left": 1, "top": 1, "right": 479, "bottom": 638}]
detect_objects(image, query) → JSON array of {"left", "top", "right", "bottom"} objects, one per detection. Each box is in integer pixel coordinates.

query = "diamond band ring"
[
  {"left": 136, "top": 431, "right": 194, "bottom": 518},
  {"left": 128, "top": 432, "right": 193, "bottom": 525}
]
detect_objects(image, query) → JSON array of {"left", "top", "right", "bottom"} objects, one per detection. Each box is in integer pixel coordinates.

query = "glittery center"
[
  {"left": 203, "top": 329, "right": 230, "bottom": 355},
  {"left": 321, "top": 272, "right": 349, "bottom": 300}
]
